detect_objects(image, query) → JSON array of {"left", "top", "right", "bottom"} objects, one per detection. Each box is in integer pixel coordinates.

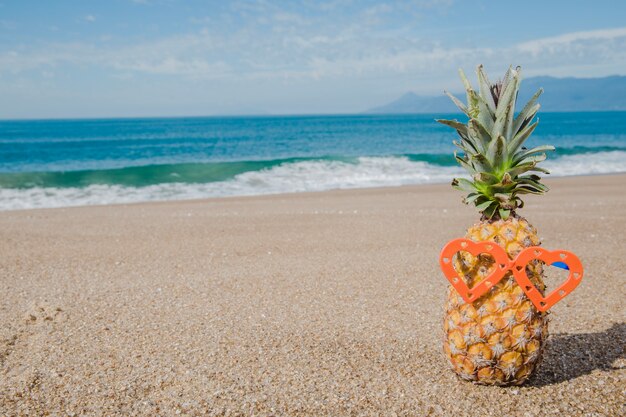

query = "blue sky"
[{"left": 1, "top": 0, "right": 625, "bottom": 118}]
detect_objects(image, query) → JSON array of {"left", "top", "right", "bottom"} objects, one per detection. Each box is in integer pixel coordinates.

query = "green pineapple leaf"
[{"left": 437, "top": 65, "right": 555, "bottom": 219}]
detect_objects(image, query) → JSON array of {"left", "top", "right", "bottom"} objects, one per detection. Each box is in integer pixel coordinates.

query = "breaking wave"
[{"left": 0, "top": 151, "right": 624, "bottom": 211}]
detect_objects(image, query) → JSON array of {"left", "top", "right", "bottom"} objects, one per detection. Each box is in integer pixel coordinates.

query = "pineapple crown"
[{"left": 437, "top": 65, "right": 554, "bottom": 220}]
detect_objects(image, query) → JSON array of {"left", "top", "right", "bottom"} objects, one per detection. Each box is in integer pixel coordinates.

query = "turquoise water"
[{"left": 0, "top": 113, "right": 625, "bottom": 209}]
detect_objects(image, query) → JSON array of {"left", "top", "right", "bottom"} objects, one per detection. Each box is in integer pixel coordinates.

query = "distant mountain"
[{"left": 366, "top": 75, "right": 626, "bottom": 113}]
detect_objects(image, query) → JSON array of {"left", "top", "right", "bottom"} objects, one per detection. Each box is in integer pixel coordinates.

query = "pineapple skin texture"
[{"left": 443, "top": 216, "right": 549, "bottom": 385}]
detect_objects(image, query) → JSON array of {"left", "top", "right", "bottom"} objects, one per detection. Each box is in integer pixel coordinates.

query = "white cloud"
[
  {"left": 4, "top": 1, "right": 626, "bottom": 118},
  {"left": 518, "top": 27, "right": 626, "bottom": 55},
  {"left": 112, "top": 57, "right": 231, "bottom": 77},
  {"left": 84, "top": 15, "right": 96, "bottom": 22},
  {"left": 1, "top": 5, "right": 625, "bottom": 90}
]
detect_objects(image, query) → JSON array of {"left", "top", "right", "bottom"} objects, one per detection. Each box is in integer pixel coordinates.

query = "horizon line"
[{"left": 2, "top": 109, "right": 626, "bottom": 123}]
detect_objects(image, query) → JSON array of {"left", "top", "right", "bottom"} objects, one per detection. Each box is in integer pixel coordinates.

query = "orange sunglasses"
[{"left": 439, "top": 238, "right": 583, "bottom": 312}]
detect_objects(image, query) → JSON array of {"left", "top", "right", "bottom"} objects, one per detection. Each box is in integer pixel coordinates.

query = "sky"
[{"left": 1, "top": 0, "right": 625, "bottom": 119}]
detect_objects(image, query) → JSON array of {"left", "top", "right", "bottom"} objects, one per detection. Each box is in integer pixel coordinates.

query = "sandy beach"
[{"left": 0, "top": 173, "right": 624, "bottom": 416}]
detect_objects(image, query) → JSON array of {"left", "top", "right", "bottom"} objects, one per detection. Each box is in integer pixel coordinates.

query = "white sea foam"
[
  {"left": 1, "top": 152, "right": 625, "bottom": 211},
  {"left": 544, "top": 150, "right": 626, "bottom": 176}
]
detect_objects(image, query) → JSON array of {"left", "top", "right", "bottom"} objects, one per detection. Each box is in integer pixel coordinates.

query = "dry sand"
[{"left": 0, "top": 174, "right": 624, "bottom": 416}]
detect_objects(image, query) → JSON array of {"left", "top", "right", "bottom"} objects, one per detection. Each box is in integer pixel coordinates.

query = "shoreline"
[
  {"left": 2, "top": 171, "right": 625, "bottom": 214},
  {"left": 1, "top": 172, "right": 624, "bottom": 414}
]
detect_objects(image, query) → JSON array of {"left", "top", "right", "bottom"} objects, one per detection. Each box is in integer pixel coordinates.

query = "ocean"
[{"left": 1, "top": 112, "right": 625, "bottom": 210}]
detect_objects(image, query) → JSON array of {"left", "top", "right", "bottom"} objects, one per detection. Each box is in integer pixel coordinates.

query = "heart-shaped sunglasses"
[{"left": 439, "top": 238, "right": 583, "bottom": 312}]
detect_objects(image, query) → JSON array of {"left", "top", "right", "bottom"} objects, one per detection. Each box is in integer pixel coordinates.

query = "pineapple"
[{"left": 437, "top": 65, "right": 554, "bottom": 385}]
